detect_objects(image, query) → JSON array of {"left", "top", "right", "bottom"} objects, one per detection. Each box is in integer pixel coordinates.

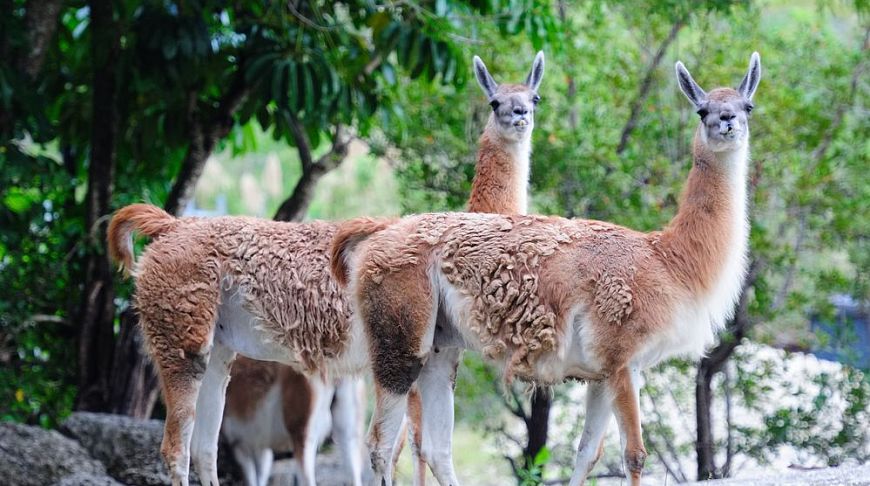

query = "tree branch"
[
  {"left": 273, "top": 123, "right": 353, "bottom": 222},
  {"left": 645, "top": 432, "right": 685, "bottom": 484},
  {"left": 647, "top": 395, "right": 688, "bottom": 482},
  {"left": 504, "top": 383, "right": 529, "bottom": 424},
  {"left": 164, "top": 74, "right": 250, "bottom": 216},
  {"left": 723, "top": 364, "right": 734, "bottom": 477},
  {"left": 616, "top": 17, "right": 686, "bottom": 155}
]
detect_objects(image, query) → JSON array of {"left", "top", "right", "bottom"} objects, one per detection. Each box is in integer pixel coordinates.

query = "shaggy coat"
[
  {"left": 398, "top": 50, "right": 545, "bottom": 486},
  {"left": 333, "top": 53, "right": 761, "bottom": 486},
  {"left": 107, "top": 50, "right": 544, "bottom": 486},
  {"left": 108, "top": 207, "right": 391, "bottom": 486}
]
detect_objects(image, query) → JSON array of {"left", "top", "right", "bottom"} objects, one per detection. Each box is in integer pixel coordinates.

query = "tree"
[{"left": 0, "top": 0, "right": 534, "bottom": 421}]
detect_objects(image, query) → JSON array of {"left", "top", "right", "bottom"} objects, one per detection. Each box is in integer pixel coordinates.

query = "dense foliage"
[{"left": 0, "top": 0, "right": 551, "bottom": 424}]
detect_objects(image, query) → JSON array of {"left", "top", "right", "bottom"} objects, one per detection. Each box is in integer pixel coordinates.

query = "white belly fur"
[{"left": 215, "top": 283, "right": 369, "bottom": 376}]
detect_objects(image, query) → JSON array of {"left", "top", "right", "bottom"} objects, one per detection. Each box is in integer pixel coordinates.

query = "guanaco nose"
[
  {"left": 513, "top": 106, "right": 529, "bottom": 116},
  {"left": 720, "top": 112, "right": 736, "bottom": 121}
]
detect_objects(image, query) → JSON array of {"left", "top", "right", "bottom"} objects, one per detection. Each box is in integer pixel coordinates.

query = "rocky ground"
[
  {"left": 1, "top": 413, "right": 867, "bottom": 485},
  {"left": 682, "top": 465, "right": 870, "bottom": 486},
  {"left": 0, "top": 412, "right": 351, "bottom": 485}
]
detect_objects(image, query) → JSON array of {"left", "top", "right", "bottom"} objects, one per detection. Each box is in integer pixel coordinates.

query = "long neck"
[
  {"left": 658, "top": 127, "right": 749, "bottom": 295},
  {"left": 466, "top": 120, "right": 531, "bottom": 214}
]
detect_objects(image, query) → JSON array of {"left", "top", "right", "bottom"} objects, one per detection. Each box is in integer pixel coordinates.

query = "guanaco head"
[
  {"left": 676, "top": 52, "right": 761, "bottom": 153},
  {"left": 473, "top": 51, "right": 545, "bottom": 142}
]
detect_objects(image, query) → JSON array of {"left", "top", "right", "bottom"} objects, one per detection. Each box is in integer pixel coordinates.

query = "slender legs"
[
  {"left": 332, "top": 377, "right": 366, "bottom": 486},
  {"left": 415, "top": 348, "right": 463, "bottom": 486},
  {"left": 294, "top": 376, "right": 334, "bottom": 486},
  {"left": 231, "top": 447, "right": 259, "bottom": 486},
  {"left": 254, "top": 449, "right": 274, "bottom": 486},
  {"left": 568, "top": 381, "right": 613, "bottom": 486},
  {"left": 611, "top": 367, "right": 647, "bottom": 486},
  {"left": 368, "top": 389, "right": 412, "bottom": 486},
  {"left": 191, "top": 343, "right": 237, "bottom": 486},
  {"left": 406, "top": 388, "right": 428, "bottom": 486},
  {"left": 159, "top": 357, "right": 206, "bottom": 486},
  {"left": 568, "top": 367, "right": 646, "bottom": 486}
]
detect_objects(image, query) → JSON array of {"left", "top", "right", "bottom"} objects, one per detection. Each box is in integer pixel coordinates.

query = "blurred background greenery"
[{"left": 1, "top": 0, "right": 867, "bottom": 483}]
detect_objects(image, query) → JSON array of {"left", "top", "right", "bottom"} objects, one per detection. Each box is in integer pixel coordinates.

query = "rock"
[
  {"left": 54, "top": 472, "right": 123, "bottom": 486},
  {"left": 682, "top": 464, "right": 870, "bottom": 486},
  {"left": 60, "top": 412, "right": 167, "bottom": 484},
  {"left": 0, "top": 421, "right": 109, "bottom": 486},
  {"left": 60, "top": 412, "right": 241, "bottom": 485}
]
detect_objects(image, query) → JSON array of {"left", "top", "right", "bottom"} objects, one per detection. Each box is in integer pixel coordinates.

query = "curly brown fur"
[{"left": 342, "top": 52, "right": 762, "bottom": 486}]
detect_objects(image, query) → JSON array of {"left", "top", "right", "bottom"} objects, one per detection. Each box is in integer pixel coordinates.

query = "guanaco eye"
[
  {"left": 532, "top": 95, "right": 541, "bottom": 105},
  {"left": 490, "top": 100, "right": 501, "bottom": 111},
  {"left": 697, "top": 108, "right": 708, "bottom": 119},
  {"left": 745, "top": 103, "right": 754, "bottom": 114}
]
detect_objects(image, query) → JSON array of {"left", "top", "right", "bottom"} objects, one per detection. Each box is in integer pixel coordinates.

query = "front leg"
[
  {"left": 568, "top": 380, "right": 612, "bottom": 486},
  {"left": 610, "top": 367, "right": 647, "bottom": 486}
]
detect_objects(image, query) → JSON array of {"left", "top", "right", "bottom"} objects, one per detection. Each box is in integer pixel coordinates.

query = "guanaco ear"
[
  {"left": 525, "top": 51, "right": 545, "bottom": 91},
  {"left": 675, "top": 60, "right": 707, "bottom": 107},
  {"left": 737, "top": 51, "right": 762, "bottom": 101},
  {"left": 473, "top": 55, "right": 498, "bottom": 99}
]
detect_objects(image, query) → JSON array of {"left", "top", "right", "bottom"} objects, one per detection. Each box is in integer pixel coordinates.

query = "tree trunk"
[
  {"left": 695, "top": 359, "right": 717, "bottom": 480},
  {"left": 524, "top": 388, "right": 552, "bottom": 470},
  {"left": 76, "top": 0, "right": 120, "bottom": 412},
  {"left": 694, "top": 260, "right": 759, "bottom": 480},
  {"left": 107, "top": 309, "right": 160, "bottom": 417},
  {"left": 20, "top": 0, "right": 64, "bottom": 79}
]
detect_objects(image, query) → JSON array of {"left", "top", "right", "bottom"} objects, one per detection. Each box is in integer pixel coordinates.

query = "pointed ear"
[
  {"left": 675, "top": 60, "right": 707, "bottom": 107},
  {"left": 473, "top": 55, "right": 498, "bottom": 99},
  {"left": 525, "top": 51, "right": 545, "bottom": 91},
  {"left": 737, "top": 51, "right": 762, "bottom": 101}
]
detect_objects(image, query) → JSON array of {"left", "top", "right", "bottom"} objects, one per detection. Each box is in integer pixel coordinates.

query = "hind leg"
[
  {"left": 158, "top": 355, "right": 208, "bottom": 486},
  {"left": 191, "top": 343, "right": 236, "bottom": 485},
  {"left": 360, "top": 269, "right": 434, "bottom": 485},
  {"left": 332, "top": 377, "right": 365, "bottom": 486},
  {"left": 406, "top": 389, "right": 427, "bottom": 486},
  {"left": 369, "top": 387, "right": 413, "bottom": 486}
]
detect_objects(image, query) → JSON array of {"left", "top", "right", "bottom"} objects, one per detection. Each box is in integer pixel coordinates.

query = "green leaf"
[
  {"left": 272, "top": 60, "right": 287, "bottom": 107},
  {"left": 3, "top": 191, "right": 33, "bottom": 214}
]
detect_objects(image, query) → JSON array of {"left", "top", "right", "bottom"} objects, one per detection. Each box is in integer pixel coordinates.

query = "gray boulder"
[
  {"left": 60, "top": 412, "right": 240, "bottom": 485},
  {"left": 54, "top": 472, "right": 123, "bottom": 486},
  {"left": 60, "top": 412, "right": 167, "bottom": 484},
  {"left": 0, "top": 421, "right": 110, "bottom": 486}
]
